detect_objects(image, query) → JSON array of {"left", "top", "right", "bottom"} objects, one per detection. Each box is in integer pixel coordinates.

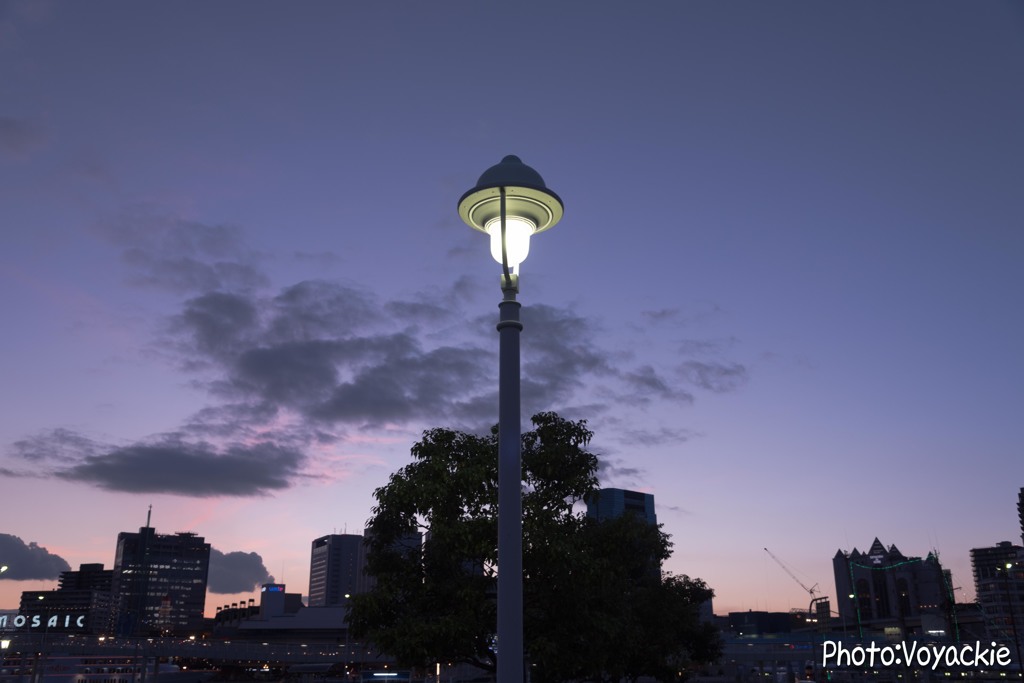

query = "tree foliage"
[{"left": 348, "top": 412, "right": 721, "bottom": 681}]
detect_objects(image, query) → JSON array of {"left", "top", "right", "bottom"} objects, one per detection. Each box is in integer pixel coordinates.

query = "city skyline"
[{"left": 1, "top": 1, "right": 1022, "bottom": 618}]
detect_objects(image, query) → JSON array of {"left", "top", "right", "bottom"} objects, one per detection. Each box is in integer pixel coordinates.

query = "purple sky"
[{"left": 1, "top": 1, "right": 1022, "bottom": 617}]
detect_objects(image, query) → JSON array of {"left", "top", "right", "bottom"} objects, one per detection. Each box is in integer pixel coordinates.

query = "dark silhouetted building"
[
  {"left": 1018, "top": 487, "right": 1024, "bottom": 545},
  {"left": 308, "top": 534, "right": 366, "bottom": 607},
  {"left": 728, "top": 610, "right": 799, "bottom": 635},
  {"left": 971, "top": 540, "right": 1023, "bottom": 643},
  {"left": 112, "top": 526, "right": 210, "bottom": 636},
  {"left": 586, "top": 487, "right": 657, "bottom": 525},
  {"left": 833, "top": 538, "right": 952, "bottom": 637},
  {"left": 17, "top": 563, "right": 113, "bottom": 634}
]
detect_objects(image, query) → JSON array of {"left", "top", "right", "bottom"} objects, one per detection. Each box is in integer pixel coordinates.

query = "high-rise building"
[
  {"left": 308, "top": 534, "right": 366, "bottom": 607},
  {"left": 111, "top": 526, "right": 210, "bottom": 636},
  {"left": 585, "top": 487, "right": 657, "bottom": 525},
  {"left": 58, "top": 563, "right": 112, "bottom": 593},
  {"left": 833, "top": 538, "right": 952, "bottom": 637},
  {"left": 970, "top": 540, "right": 1023, "bottom": 643},
  {"left": 18, "top": 564, "right": 113, "bottom": 634},
  {"left": 584, "top": 487, "right": 663, "bottom": 582}
]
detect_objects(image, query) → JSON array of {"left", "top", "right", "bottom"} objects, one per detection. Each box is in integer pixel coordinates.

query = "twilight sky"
[{"left": 1, "top": 1, "right": 1022, "bottom": 617}]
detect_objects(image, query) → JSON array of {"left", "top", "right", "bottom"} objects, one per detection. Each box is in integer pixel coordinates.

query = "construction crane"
[{"left": 764, "top": 547, "right": 828, "bottom": 624}]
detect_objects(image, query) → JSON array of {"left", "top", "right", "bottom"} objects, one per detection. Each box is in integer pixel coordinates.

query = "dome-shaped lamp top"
[{"left": 458, "top": 155, "right": 563, "bottom": 234}]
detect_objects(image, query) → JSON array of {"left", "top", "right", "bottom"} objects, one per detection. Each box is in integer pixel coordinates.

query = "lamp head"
[{"left": 458, "top": 155, "right": 563, "bottom": 271}]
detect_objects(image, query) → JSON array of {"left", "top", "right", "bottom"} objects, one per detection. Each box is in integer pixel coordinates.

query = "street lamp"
[{"left": 458, "top": 155, "right": 563, "bottom": 683}]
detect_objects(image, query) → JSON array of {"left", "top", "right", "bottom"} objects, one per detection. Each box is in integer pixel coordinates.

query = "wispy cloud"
[
  {"left": 677, "top": 360, "right": 748, "bottom": 393},
  {"left": 0, "top": 116, "right": 48, "bottom": 160},
  {"left": 93, "top": 205, "right": 267, "bottom": 294}
]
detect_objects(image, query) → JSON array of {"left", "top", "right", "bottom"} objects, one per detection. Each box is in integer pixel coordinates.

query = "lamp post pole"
[
  {"left": 497, "top": 277, "right": 523, "bottom": 683},
  {"left": 459, "top": 156, "right": 562, "bottom": 683}
]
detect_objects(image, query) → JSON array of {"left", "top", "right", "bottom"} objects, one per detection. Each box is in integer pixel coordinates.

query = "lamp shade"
[{"left": 458, "top": 155, "right": 563, "bottom": 237}]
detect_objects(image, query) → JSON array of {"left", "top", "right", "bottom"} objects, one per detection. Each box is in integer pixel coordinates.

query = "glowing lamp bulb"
[{"left": 486, "top": 216, "right": 535, "bottom": 270}]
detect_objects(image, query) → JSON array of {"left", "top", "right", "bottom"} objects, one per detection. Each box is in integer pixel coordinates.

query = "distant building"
[
  {"left": 970, "top": 540, "right": 1023, "bottom": 643},
  {"left": 111, "top": 526, "right": 210, "bottom": 636},
  {"left": 214, "top": 582, "right": 385, "bottom": 652},
  {"left": 59, "top": 563, "right": 113, "bottom": 593},
  {"left": 359, "top": 527, "right": 423, "bottom": 590},
  {"left": 213, "top": 598, "right": 260, "bottom": 627},
  {"left": 1018, "top": 488, "right": 1024, "bottom": 544},
  {"left": 728, "top": 610, "right": 798, "bottom": 635},
  {"left": 585, "top": 487, "right": 657, "bottom": 525},
  {"left": 17, "top": 563, "right": 112, "bottom": 634},
  {"left": 833, "top": 538, "right": 952, "bottom": 637},
  {"left": 308, "top": 534, "right": 366, "bottom": 607},
  {"left": 584, "top": 487, "right": 669, "bottom": 586},
  {"left": 213, "top": 583, "right": 308, "bottom": 639}
]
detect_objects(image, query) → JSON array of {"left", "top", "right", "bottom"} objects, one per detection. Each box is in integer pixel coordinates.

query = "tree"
[{"left": 348, "top": 412, "right": 721, "bottom": 681}]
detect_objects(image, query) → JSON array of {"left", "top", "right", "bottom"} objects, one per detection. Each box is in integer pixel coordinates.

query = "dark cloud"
[
  {"left": 616, "top": 426, "right": 698, "bottom": 448},
  {"left": 622, "top": 366, "right": 694, "bottom": 405},
  {"left": 0, "top": 534, "right": 71, "bottom": 580},
  {"left": 5, "top": 425, "right": 310, "bottom": 497},
  {"left": 269, "top": 281, "right": 383, "bottom": 340},
  {"left": 3, "top": 208, "right": 746, "bottom": 498},
  {"left": 234, "top": 340, "right": 348, "bottom": 406},
  {"left": 168, "top": 280, "right": 720, "bottom": 440},
  {"left": 53, "top": 440, "right": 305, "bottom": 496},
  {"left": 638, "top": 302, "right": 722, "bottom": 329},
  {"left": 678, "top": 360, "right": 748, "bottom": 393},
  {"left": 175, "top": 291, "right": 261, "bottom": 363},
  {"left": 94, "top": 207, "right": 268, "bottom": 294},
  {"left": 519, "top": 304, "right": 616, "bottom": 416},
  {"left": 677, "top": 337, "right": 739, "bottom": 356},
  {"left": 597, "top": 458, "right": 644, "bottom": 484},
  {"left": 0, "top": 116, "right": 48, "bottom": 159},
  {"left": 384, "top": 298, "right": 460, "bottom": 327},
  {"left": 208, "top": 548, "right": 275, "bottom": 594},
  {"left": 314, "top": 343, "right": 492, "bottom": 425},
  {"left": 123, "top": 250, "right": 267, "bottom": 294},
  {"left": 11, "top": 428, "right": 102, "bottom": 463},
  {"left": 448, "top": 275, "right": 479, "bottom": 304},
  {"left": 182, "top": 402, "right": 283, "bottom": 441},
  {"left": 656, "top": 503, "right": 694, "bottom": 516},
  {"left": 169, "top": 280, "right": 497, "bottom": 429},
  {"left": 641, "top": 308, "right": 680, "bottom": 324}
]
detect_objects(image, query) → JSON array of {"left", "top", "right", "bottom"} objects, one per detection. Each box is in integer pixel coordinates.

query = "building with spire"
[
  {"left": 111, "top": 522, "right": 210, "bottom": 636},
  {"left": 833, "top": 538, "right": 952, "bottom": 638}
]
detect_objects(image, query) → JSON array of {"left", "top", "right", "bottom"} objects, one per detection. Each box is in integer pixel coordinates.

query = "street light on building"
[{"left": 458, "top": 155, "right": 563, "bottom": 683}]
